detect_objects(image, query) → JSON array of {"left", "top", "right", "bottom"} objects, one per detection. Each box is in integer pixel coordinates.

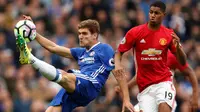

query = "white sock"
[{"left": 30, "top": 54, "right": 62, "bottom": 83}]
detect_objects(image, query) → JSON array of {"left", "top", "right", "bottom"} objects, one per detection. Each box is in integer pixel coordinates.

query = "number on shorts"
[{"left": 165, "top": 91, "right": 173, "bottom": 100}]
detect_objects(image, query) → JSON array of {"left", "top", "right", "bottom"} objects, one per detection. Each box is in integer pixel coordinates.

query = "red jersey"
[
  {"left": 118, "top": 23, "right": 177, "bottom": 92},
  {"left": 167, "top": 50, "right": 188, "bottom": 72}
]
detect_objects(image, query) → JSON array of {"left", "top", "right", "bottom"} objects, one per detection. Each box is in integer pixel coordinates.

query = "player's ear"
[
  {"left": 163, "top": 12, "right": 166, "bottom": 16},
  {"left": 93, "top": 33, "right": 98, "bottom": 39}
]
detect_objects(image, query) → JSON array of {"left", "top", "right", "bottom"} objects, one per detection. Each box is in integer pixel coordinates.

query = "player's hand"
[
  {"left": 171, "top": 32, "right": 181, "bottom": 48},
  {"left": 23, "top": 15, "right": 33, "bottom": 22},
  {"left": 122, "top": 101, "right": 135, "bottom": 112},
  {"left": 190, "top": 94, "right": 198, "bottom": 112}
]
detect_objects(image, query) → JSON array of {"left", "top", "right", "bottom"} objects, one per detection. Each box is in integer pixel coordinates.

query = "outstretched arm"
[
  {"left": 182, "top": 66, "right": 199, "bottom": 111},
  {"left": 112, "top": 51, "right": 134, "bottom": 112},
  {"left": 36, "top": 33, "right": 73, "bottom": 58},
  {"left": 23, "top": 15, "right": 73, "bottom": 59}
]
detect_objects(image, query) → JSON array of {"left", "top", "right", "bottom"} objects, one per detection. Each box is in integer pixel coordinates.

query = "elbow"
[{"left": 183, "top": 67, "right": 195, "bottom": 77}]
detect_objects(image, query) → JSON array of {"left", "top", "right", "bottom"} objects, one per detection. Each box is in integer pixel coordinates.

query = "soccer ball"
[{"left": 14, "top": 20, "right": 36, "bottom": 43}]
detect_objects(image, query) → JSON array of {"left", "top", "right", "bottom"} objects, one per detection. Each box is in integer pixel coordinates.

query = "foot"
[{"left": 16, "top": 34, "right": 31, "bottom": 64}]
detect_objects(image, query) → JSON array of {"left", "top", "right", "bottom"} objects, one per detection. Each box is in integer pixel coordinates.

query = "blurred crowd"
[{"left": 0, "top": 0, "right": 200, "bottom": 112}]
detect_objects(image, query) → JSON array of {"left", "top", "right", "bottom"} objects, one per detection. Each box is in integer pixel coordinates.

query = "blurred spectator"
[{"left": 30, "top": 99, "right": 46, "bottom": 112}]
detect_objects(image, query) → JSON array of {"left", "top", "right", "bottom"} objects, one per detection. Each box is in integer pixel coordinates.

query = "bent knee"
[
  {"left": 59, "top": 70, "right": 76, "bottom": 84},
  {"left": 58, "top": 70, "right": 77, "bottom": 93}
]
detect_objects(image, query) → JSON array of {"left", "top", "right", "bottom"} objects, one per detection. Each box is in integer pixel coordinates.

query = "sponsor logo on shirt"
[
  {"left": 159, "top": 38, "right": 167, "bottom": 46},
  {"left": 80, "top": 57, "right": 95, "bottom": 64},
  {"left": 141, "top": 57, "right": 162, "bottom": 60},
  {"left": 141, "top": 48, "right": 162, "bottom": 56},
  {"left": 141, "top": 48, "right": 162, "bottom": 60}
]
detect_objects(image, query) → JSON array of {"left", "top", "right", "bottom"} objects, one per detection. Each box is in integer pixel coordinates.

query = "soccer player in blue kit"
[{"left": 16, "top": 15, "right": 135, "bottom": 112}]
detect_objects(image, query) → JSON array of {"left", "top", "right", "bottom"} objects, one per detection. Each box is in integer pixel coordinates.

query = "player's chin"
[
  {"left": 79, "top": 43, "right": 84, "bottom": 47},
  {"left": 150, "top": 20, "right": 156, "bottom": 24},
  {"left": 150, "top": 21, "right": 159, "bottom": 26}
]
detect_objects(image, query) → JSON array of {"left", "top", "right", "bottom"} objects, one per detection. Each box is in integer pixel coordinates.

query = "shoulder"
[
  {"left": 100, "top": 43, "right": 114, "bottom": 51},
  {"left": 70, "top": 47, "right": 86, "bottom": 53},
  {"left": 71, "top": 47, "right": 85, "bottom": 50},
  {"left": 70, "top": 47, "right": 86, "bottom": 59},
  {"left": 160, "top": 25, "right": 174, "bottom": 39},
  {"left": 128, "top": 24, "right": 146, "bottom": 32},
  {"left": 161, "top": 25, "right": 173, "bottom": 33},
  {"left": 96, "top": 43, "right": 114, "bottom": 53},
  {"left": 98, "top": 43, "right": 113, "bottom": 49},
  {"left": 126, "top": 24, "right": 147, "bottom": 39}
]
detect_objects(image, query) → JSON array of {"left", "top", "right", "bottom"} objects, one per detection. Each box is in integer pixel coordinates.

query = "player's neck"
[
  {"left": 86, "top": 41, "right": 100, "bottom": 51},
  {"left": 147, "top": 22, "right": 161, "bottom": 31}
]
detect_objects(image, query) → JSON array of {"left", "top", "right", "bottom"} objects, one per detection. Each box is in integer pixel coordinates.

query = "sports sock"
[{"left": 30, "top": 54, "right": 62, "bottom": 83}]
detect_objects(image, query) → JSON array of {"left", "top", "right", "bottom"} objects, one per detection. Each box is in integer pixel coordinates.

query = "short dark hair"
[
  {"left": 150, "top": 1, "right": 166, "bottom": 12},
  {"left": 78, "top": 19, "right": 100, "bottom": 34}
]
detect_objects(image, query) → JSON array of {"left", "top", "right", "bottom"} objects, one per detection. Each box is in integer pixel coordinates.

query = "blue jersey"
[
  {"left": 49, "top": 42, "right": 115, "bottom": 112},
  {"left": 70, "top": 42, "right": 115, "bottom": 91}
]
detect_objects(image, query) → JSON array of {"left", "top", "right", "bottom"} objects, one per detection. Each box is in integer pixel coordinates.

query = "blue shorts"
[{"left": 49, "top": 70, "right": 99, "bottom": 112}]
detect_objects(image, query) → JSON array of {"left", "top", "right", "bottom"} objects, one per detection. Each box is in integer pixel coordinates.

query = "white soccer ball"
[{"left": 14, "top": 20, "right": 36, "bottom": 43}]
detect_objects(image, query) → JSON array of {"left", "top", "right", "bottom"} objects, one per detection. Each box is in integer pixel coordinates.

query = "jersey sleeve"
[
  {"left": 98, "top": 45, "right": 115, "bottom": 71},
  {"left": 118, "top": 28, "right": 138, "bottom": 53},
  {"left": 70, "top": 48, "right": 85, "bottom": 61},
  {"left": 176, "top": 62, "right": 189, "bottom": 71},
  {"left": 167, "top": 51, "right": 188, "bottom": 71}
]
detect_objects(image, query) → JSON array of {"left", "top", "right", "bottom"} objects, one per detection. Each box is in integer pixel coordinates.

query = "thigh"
[
  {"left": 158, "top": 103, "right": 171, "bottom": 112},
  {"left": 156, "top": 81, "right": 176, "bottom": 112},
  {"left": 137, "top": 90, "right": 158, "bottom": 112},
  {"left": 70, "top": 77, "right": 99, "bottom": 105},
  {"left": 58, "top": 70, "right": 77, "bottom": 93},
  {"left": 45, "top": 106, "right": 61, "bottom": 112},
  {"left": 49, "top": 88, "right": 79, "bottom": 112}
]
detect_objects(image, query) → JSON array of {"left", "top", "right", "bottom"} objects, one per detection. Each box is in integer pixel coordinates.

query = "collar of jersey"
[{"left": 86, "top": 42, "right": 101, "bottom": 52}]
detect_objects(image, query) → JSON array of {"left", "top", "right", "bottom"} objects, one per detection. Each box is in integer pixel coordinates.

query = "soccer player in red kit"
[
  {"left": 117, "top": 50, "right": 198, "bottom": 112},
  {"left": 114, "top": 1, "right": 187, "bottom": 112}
]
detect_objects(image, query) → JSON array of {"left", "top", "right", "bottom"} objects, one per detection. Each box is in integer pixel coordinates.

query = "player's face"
[
  {"left": 149, "top": 6, "right": 165, "bottom": 26},
  {"left": 78, "top": 28, "right": 97, "bottom": 48}
]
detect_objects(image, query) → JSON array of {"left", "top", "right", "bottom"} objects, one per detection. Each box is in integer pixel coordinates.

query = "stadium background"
[{"left": 0, "top": 0, "right": 199, "bottom": 112}]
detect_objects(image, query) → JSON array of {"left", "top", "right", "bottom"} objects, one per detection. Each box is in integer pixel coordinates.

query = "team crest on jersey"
[
  {"left": 159, "top": 38, "right": 167, "bottom": 46},
  {"left": 120, "top": 37, "right": 126, "bottom": 44},
  {"left": 89, "top": 51, "right": 95, "bottom": 56},
  {"left": 109, "top": 58, "right": 115, "bottom": 66}
]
